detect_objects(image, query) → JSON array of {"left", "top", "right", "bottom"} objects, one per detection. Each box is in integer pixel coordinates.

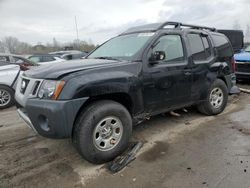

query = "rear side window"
[
  {"left": 212, "top": 34, "right": 233, "bottom": 57},
  {"left": 202, "top": 36, "right": 212, "bottom": 58},
  {"left": 187, "top": 34, "right": 211, "bottom": 62}
]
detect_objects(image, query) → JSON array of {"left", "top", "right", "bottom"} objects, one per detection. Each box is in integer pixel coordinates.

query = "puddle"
[{"left": 230, "top": 103, "right": 250, "bottom": 124}]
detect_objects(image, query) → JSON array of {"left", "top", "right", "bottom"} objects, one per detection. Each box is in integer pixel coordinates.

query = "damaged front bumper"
[{"left": 16, "top": 97, "right": 88, "bottom": 139}]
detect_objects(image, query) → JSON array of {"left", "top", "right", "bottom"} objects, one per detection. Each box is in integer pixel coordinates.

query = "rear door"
[
  {"left": 186, "top": 32, "right": 214, "bottom": 101},
  {"left": 143, "top": 34, "right": 192, "bottom": 113}
]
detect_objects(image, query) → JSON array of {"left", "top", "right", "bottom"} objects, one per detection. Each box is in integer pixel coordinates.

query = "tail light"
[{"left": 231, "top": 57, "right": 236, "bottom": 73}]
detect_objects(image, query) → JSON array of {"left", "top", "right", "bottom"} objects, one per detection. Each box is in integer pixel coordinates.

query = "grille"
[
  {"left": 236, "top": 62, "right": 250, "bottom": 73},
  {"left": 32, "top": 81, "right": 41, "bottom": 95}
]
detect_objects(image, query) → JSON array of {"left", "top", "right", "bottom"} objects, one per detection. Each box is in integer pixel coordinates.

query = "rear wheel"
[
  {"left": 0, "top": 85, "right": 15, "bottom": 109},
  {"left": 73, "top": 100, "right": 132, "bottom": 164},
  {"left": 197, "top": 79, "right": 228, "bottom": 115}
]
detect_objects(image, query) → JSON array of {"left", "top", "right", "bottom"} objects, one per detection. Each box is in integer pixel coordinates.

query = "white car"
[
  {"left": 0, "top": 62, "right": 20, "bottom": 109},
  {"left": 28, "top": 55, "right": 65, "bottom": 65}
]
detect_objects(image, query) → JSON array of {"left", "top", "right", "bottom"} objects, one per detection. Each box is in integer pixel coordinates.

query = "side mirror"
[{"left": 149, "top": 51, "right": 166, "bottom": 63}]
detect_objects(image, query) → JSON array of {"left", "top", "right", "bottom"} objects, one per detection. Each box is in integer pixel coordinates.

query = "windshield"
[
  {"left": 88, "top": 32, "right": 155, "bottom": 61},
  {"left": 245, "top": 45, "right": 250, "bottom": 52}
]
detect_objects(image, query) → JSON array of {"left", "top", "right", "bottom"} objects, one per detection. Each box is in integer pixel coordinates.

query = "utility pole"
[{"left": 75, "top": 16, "right": 79, "bottom": 49}]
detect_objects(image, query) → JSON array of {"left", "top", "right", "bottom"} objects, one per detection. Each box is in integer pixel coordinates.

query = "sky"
[{"left": 0, "top": 0, "right": 249, "bottom": 45}]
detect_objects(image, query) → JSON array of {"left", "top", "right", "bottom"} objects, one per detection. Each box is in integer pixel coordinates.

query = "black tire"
[
  {"left": 73, "top": 100, "right": 132, "bottom": 164},
  {"left": 0, "top": 85, "right": 15, "bottom": 109},
  {"left": 197, "top": 79, "right": 228, "bottom": 116}
]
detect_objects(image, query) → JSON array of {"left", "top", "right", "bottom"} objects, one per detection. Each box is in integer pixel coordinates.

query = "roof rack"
[{"left": 158, "top": 22, "right": 217, "bottom": 32}]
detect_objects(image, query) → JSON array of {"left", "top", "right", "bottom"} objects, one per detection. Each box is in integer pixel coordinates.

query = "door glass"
[
  {"left": 29, "top": 56, "right": 40, "bottom": 63},
  {"left": 14, "top": 57, "right": 25, "bottom": 64},
  {"left": 202, "top": 36, "right": 212, "bottom": 58},
  {"left": 43, "top": 56, "right": 55, "bottom": 62},
  {"left": 152, "top": 35, "right": 184, "bottom": 64},
  {"left": 188, "top": 34, "right": 207, "bottom": 62}
]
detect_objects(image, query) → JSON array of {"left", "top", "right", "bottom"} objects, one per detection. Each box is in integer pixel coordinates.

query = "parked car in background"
[
  {"left": 0, "top": 53, "right": 36, "bottom": 71},
  {"left": 15, "top": 22, "right": 238, "bottom": 164},
  {"left": 218, "top": 30, "right": 244, "bottom": 53},
  {"left": 0, "top": 62, "right": 20, "bottom": 109},
  {"left": 49, "top": 50, "right": 83, "bottom": 57},
  {"left": 234, "top": 45, "right": 250, "bottom": 80},
  {"left": 28, "top": 54, "right": 65, "bottom": 65},
  {"left": 61, "top": 51, "right": 87, "bottom": 60}
]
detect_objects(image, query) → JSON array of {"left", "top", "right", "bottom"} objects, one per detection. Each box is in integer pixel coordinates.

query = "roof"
[{"left": 122, "top": 21, "right": 217, "bottom": 35}]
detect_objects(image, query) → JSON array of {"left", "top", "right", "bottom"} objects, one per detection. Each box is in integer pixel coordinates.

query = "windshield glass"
[
  {"left": 245, "top": 45, "right": 250, "bottom": 52},
  {"left": 88, "top": 32, "right": 155, "bottom": 61}
]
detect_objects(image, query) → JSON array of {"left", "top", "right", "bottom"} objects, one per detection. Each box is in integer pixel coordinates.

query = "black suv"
[{"left": 15, "top": 22, "right": 237, "bottom": 164}]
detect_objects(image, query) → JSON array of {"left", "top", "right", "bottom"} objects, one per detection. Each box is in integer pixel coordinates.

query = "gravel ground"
[{"left": 0, "top": 86, "right": 250, "bottom": 188}]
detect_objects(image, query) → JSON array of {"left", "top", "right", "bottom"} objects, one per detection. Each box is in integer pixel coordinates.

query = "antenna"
[{"left": 75, "top": 16, "right": 79, "bottom": 47}]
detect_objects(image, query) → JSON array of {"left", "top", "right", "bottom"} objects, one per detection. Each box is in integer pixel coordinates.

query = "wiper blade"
[{"left": 94, "top": 57, "right": 121, "bottom": 61}]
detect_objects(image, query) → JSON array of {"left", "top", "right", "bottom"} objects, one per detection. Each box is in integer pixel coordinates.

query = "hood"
[
  {"left": 234, "top": 52, "right": 250, "bottom": 62},
  {"left": 24, "top": 59, "right": 124, "bottom": 79},
  {"left": 0, "top": 64, "right": 19, "bottom": 71}
]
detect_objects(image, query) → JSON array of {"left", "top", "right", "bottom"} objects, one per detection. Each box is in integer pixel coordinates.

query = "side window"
[
  {"left": 29, "top": 56, "right": 40, "bottom": 63},
  {"left": 202, "top": 36, "right": 212, "bottom": 58},
  {"left": 152, "top": 35, "right": 184, "bottom": 64},
  {"left": 43, "top": 56, "right": 55, "bottom": 62},
  {"left": 14, "top": 57, "right": 25, "bottom": 64},
  {"left": 187, "top": 34, "right": 208, "bottom": 62},
  {"left": 212, "top": 34, "right": 233, "bottom": 57}
]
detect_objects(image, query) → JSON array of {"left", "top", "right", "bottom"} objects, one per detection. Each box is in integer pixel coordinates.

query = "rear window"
[{"left": 211, "top": 34, "right": 233, "bottom": 57}]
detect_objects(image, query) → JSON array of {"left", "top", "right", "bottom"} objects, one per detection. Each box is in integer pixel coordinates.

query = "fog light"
[{"left": 38, "top": 115, "right": 50, "bottom": 132}]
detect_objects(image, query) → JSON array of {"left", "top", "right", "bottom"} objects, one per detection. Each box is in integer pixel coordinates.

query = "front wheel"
[
  {"left": 73, "top": 100, "right": 132, "bottom": 164},
  {"left": 197, "top": 79, "right": 228, "bottom": 115},
  {"left": 0, "top": 85, "right": 15, "bottom": 109}
]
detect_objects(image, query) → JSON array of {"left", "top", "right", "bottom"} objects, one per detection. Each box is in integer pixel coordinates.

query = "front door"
[{"left": 143, "top": 34, "right": 192, "bottom": 113}]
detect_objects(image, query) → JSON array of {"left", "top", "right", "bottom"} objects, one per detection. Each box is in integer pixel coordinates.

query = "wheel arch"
[{"left": 71, "top": 92, "right": 134, "bottom": 137}]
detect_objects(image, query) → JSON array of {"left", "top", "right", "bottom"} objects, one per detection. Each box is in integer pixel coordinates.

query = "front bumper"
[
  {"left": 17, "top": 108, "right": 37, "bottom": 133},
  {"left": 17, "top": 97, "right": 88, "bottom": 139}
]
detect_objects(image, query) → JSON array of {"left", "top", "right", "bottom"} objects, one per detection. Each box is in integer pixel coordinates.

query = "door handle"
[
  {"left": 184, "top": 72, "right": 192, "bottom": 76},
  {"left": 183, "top": 69, "right": 192, "bottom": 76}
]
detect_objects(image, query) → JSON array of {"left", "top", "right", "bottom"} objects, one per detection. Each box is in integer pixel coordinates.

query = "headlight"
[{"left": 38, "top": 80, "right": 65, "bottom": 100}]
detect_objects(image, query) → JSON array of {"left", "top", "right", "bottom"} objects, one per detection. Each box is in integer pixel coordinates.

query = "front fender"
[
  {"left": 58, "top": 71, "right": 144, "bottom": 114},
  {"left": 60, "top": 71, "right": 139, "bottom": 98}
]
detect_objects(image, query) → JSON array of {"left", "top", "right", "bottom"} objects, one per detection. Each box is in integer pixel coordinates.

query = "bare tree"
[
  {"left": 246, "top": 24, "right": 250, "bottom": 42},
  {"left": 1, "top": 36, "right": 20, "bottom": 53},
  {"left": 52, "top": 37, "right": 60, "bottom": 50},
  {"left": 0, "top": 36, "right": 96, "bottom": 54},
  {"left": 0, "top": 41, "right": 5, "bottom": 53}
]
